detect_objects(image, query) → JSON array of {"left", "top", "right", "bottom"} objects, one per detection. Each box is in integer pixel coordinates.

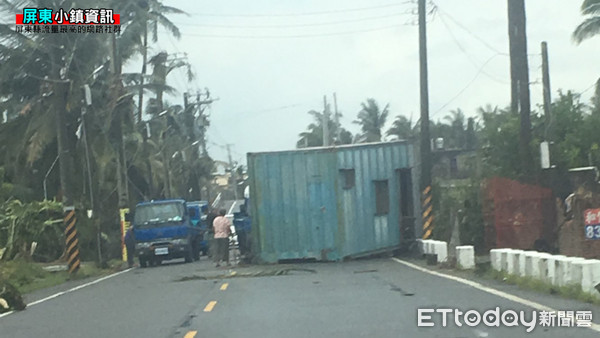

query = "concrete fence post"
[
  {"left": 434, "top": 241, "right": 448, "bottom": 263},
  {"left": 456, "top": 245, "right": 475, "bottom": 270}
]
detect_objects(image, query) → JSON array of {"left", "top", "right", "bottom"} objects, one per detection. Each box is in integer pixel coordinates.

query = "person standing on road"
[
  {"left": 213, "top": 209, "right": 232, "bottom": 267},
  {"left": 206, "top": 208, "right": 218, "bottom": 259}
]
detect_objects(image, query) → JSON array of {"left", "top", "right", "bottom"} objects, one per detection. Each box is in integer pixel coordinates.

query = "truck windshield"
[{"left": 134, "top": 203, "right": 185, "bottom": 228}]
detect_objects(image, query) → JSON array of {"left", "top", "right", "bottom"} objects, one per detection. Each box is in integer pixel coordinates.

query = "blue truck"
[
  {"left": 186, "top": 200, "right": 210, "bottom": 256},
  {"left": 132, "top": 199, "right": 205, "bottom": 267}
]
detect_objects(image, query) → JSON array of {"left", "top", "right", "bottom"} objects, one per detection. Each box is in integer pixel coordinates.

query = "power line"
[
  {"left": 180, "top": 24, "right": 414, "bottom": 39},
  {"left": 164, "top": 34, "right": 192, "bottom": 94},
  {"left": 434, "top": 4, "right": 508, "bottom": 56},
  {"left": 219, "top": 103, "right": 310, "bottom": 122},
  {"left": 437, "top": 12, "right": 509, "bottom": 85},
  {"left": 582, "top": 81, "right": 598, "bottom": 95},
  {"left": 176, "top": 12, "right": 412, "bottom": 29},
  {"left": 187, "top": 2, "right": 414, "bottom": 18},
  {"left": 431, "top": 53, "right": 503, "bottom": 119}
]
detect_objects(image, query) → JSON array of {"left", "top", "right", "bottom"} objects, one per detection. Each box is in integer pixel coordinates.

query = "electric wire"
[{"left": 187, "top": 2, "right": 414, "bottom": 18}]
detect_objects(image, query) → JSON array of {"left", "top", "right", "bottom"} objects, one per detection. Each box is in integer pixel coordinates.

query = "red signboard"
[{"left": 584, "top": 208, "right": 600, "bottom": 240}]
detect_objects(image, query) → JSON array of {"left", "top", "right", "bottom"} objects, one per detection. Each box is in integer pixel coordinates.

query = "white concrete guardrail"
[
  {"left": 417, "top": 239, "right": 449, "bottom": 264},
  {"left": 490, "top": 248, "right": 600, "bottom": 297},
  {"left": 417, "top": 241, "right": 600, "bottom": 297},
  {"left": 416, "top": 239, "right": 475, "bottom": 269}
]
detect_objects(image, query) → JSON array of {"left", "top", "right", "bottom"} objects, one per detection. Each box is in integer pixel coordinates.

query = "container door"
[{"left": 308, "top": 182, "right": 335, "bottom": 258}]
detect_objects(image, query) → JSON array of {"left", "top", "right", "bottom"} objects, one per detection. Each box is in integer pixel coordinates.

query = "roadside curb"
[{"left": 391, "top": 257, "right": 600, "bottom": 333}]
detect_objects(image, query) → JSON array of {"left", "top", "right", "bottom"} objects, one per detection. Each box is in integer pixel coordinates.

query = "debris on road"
[
  {"left": 174, "top": 267, "right": 317, "bottom": 282},
  {"left": 0, "top": 281, "right": 26, "bottom": 313}
]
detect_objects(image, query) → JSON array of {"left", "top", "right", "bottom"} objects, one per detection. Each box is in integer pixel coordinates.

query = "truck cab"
[
  {"left": 186, "top": 201, "right": 209, "bottom": 256},
  {"left": 132, "top": 199, "right": 203, "bottom": 267}
]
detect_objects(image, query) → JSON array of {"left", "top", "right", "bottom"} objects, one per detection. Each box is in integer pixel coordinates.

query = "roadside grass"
[
  {"left": 480, "top": 265, "right": 600, "bottom": 305},
  {"left": 0, "top": 259, "right": 123, "bottom": 294}
]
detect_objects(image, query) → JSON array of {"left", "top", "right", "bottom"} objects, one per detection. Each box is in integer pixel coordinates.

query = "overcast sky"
[{"left": 145, "top": 0, "right": 599, "bottom": 165}]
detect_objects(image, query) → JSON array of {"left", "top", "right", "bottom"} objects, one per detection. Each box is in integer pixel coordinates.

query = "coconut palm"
[
  {"left": 132, "top": 0, "right": 187, "bottom": 123},
  {"left": 387, "top": 115, "right": 416, "bottom": 141},
  {"left": 297, "top": 110, "right": 353, "bottom": 148},
  {"left": 147, "top": 51, "right": 193, "bottom": 115},
  {"left": 354, "top": 99, "right": 389, "bottom": 143},
  {"left": 444, "top": 108, "right": 466, "bottom": 149},
  {"left": 573, "top": 0, "right": 600, "bottom": 43}
]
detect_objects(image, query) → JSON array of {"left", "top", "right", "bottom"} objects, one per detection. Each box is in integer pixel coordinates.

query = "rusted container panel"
[{"left": 483, "top": 177, "right": 556, "bottom": 250}]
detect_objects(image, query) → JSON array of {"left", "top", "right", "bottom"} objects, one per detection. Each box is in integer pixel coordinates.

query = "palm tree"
[
  {"left": 0, "top": 0, "right": 202, "bottom": 263},
  {"left": 134, "top": 0, "right": 186, "bottom": 123},
  {"left": 444, "top": 108, "right": 466, "bottom": 149},
  {"left": 354, "top": 99, "right": 389, "bottom": 143},
  {"left": 297, "top": 110, "right": 353, "bottom": 148},
  {"left": 147, "top": 52, "right": 194, "bottom": 115},
  {"left": 573, "top": 0, "right": 600, "bottom": 43},
  {"left": 387, "top": 115, "right": 415, "bottom": 141}
]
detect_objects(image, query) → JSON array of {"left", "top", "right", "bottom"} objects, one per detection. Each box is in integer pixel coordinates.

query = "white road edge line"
[
  {"left": 0, "top": 268, "right": 133, "bottom": 319},
  {"left": 211, "top": 192, "right": 222, "bottom": 208},
  {"left": 391, "top": 257, "right": 600, "bottom": 332},
  {"left": 227, "top": 201, "right": 237, "bottom": 217}
]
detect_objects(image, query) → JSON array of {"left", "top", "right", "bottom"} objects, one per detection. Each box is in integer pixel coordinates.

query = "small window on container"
[
  {"left": 374, "top": 180, "right": 389, "bottom": 215},
  {"left": 340, "top": 169, "right": 355, "bottom": 189}
]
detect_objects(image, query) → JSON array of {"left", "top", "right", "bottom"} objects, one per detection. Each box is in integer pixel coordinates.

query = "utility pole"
[
  {"left": 81, "top": 85, "right": 101, "bottom": 265},
  {"left": 186, "top": 89, "right": 217, "bottom": 156},
  {"left": 541, "top": 41, "right": 552, "bottom": 140},
  {"left": 55, "top": 81, "right": 73, "bottom": 209},
  {"left": 51, "top": 50, "right": 81, "bottom": 274},
  {"left": 333, "top": 92, "right": 340, "bottom": 144},
  {"left": 137, "top": 21, "right": 148, "bottom": 124},
  {"left": 226, "top": 144, "right": 238, "bottom": 200},
  {"left": 323, "top": 95, "right": 330, "bottom": 147},
  {"left": 507, "top": 0, "right": 532, "bottom": 177},
  {"left": 418, "top": 0, "right": 433, "bottom": 240},
  {"left": 109, "top": 32, "right": 129, "bottom": 208}
]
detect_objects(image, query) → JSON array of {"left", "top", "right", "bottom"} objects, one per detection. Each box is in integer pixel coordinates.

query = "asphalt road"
[{"left": 2, "top": 257, "right": 600, "bottom": 338}]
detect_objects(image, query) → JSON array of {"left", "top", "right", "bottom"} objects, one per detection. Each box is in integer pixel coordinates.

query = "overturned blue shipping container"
[{"left": 247, "top": 141, "right": 419, "bottom": 263}]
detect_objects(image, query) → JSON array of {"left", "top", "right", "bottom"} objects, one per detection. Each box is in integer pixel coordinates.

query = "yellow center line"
[
  {"left": 184, "top": 331, "right": 197, "bottom": 338},
  {"left": 204, "top": 300, "right": 217, "bottom": 312},
  {"left": 220, "top": 283, "right": 229, "bottom": 291}
]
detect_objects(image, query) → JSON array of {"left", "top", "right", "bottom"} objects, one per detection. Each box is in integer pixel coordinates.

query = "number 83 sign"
[{"left": 584, "top": 209, "right": 600, "bottom": 240}]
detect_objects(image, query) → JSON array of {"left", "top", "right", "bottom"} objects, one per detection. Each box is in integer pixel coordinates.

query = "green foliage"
[
  {"left": 354, "top": 98, "right": 389, "bottom": 143},
  {"left": 297, "top": 109, "right": 353, "bottom": 148},
  {"left": 0, "top": 1, "right": 215, "bottom": 264},
  {"left": 0, "top": 199, "right": 63, "bottom": 262},
  {"left": 483, "top": 267, "right": 600, "bottom": 305},
  {"left": 387, "top": 115, "right": 416, "bottom": 141},
  {"left": 432, "top": 180, "right": 485, "bottom": 252},
  {"left": 573, "top": 0, "right": 600, "bottom": 44},
  {"left": 478, "top": 107, "right": 523, "bottom": 179},
  {"left": 0, "top": 259, "right": 114, "bottom": 294}
]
